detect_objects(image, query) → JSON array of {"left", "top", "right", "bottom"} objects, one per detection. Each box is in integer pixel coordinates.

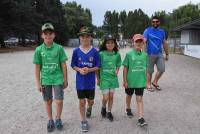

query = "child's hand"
[
  {"left": 115, "top": 69, "right": 119, "bottom": 76},
  {"left": 123, "top": 81, "right": 128, "bottom": 89},
  {"left": 83, "top": 67, "right": 89, "bottom": 74},
  {"left": 79, "top": 68, "right": 87, "bottom": 75},
  {"left": 36, "top": 84, "right": 42, "bottom": 92},
  {"left": 63, "top": 81, "right": 68, "bottom": 89},
  {"left": 97, "top": 79, "right": 100, "bottom": 86}
]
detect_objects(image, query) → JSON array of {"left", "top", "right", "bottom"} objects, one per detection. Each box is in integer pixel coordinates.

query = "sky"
[{"left": 61, "top": 0, "right": 200, "bottom": 26}]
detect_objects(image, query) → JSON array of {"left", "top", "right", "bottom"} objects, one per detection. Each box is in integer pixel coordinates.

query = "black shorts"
[
  {"left": 125, "top": 88, "right": 145, "bottom": 96},
  {"left": 77, "top": 89, "right": 95, "bottom": 100}
]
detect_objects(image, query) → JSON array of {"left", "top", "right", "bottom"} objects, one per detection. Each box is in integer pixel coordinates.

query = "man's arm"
[{"left": 163, "top": 40, "right": 169, "bottom": 61}]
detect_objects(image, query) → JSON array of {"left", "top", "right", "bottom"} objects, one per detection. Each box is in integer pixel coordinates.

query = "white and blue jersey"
[
  {"left": 71, "top": 47, "right": 101, "bottom": 90},
  {"left": 143, "top": 27, "right": 166, "bottom": 55}
]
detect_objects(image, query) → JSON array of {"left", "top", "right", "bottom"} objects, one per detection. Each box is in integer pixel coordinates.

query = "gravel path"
[{"left": 0, "top": 47, "right": 200, "bottom": 134}]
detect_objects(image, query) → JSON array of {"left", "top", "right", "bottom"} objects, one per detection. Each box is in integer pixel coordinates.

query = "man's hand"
[{"left": 165, "top": 54, "right": 169, "bottom": 61}]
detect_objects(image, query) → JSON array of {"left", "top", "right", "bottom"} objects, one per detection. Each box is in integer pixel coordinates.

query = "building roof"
[{"left": 174, "top": 18, "right": 200, "bottom": 31}]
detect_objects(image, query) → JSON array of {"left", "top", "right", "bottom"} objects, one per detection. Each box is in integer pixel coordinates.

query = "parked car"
[{"left": 4, "top": 37, "right": 19, "bottom": 45}]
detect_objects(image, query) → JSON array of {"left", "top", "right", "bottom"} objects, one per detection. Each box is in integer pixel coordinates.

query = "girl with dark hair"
[{"left": 97, "top": 34, "right": 121, "bottom": 121}]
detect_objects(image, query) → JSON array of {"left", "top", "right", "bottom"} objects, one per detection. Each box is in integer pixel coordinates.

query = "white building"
[{"left": 175, "top": 19, "right": 200, "bottom": 59}]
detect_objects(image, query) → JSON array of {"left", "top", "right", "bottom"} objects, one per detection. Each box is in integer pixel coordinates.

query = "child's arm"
[
  {"left": 35, "top": 64, "right": 42, "bottom": 92},
  {"left": 115, "top": 68, "right": 120, "bottom": 75},
  {"left": 96, "top": 69, "right": 100, "bottom": 86},
  {"left": 123, "top": 66, "right": 128, "bottom": 89},
  {"left": 73, "top": 66, "right": 88, "bottom": 75},
  {"left": 87, "top": 67, "right": 99, "bottom": 73},
  {"left": 61, "top": 62, "right": 68, "bottom": 89}
]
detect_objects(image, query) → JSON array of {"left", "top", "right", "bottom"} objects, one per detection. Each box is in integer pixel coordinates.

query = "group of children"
[{"left": 33, "top": 23, "right": 148, "bottom": 133}]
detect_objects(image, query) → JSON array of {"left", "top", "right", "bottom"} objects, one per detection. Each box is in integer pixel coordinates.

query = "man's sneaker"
[
  {"left": 107, "top": 112, "right": 114, "bottom": 122},
  {"left": 126, "top": 109, "right": 133, "bottom": 118},
  {"left": 81, "top": 121, "right": 89, "bottom": 132},
  {"left": 47, "top": 120, "right": 55, "bottom": 132},
  {"left": 101, "top": 107, "right": 107, "bottom": 118},
  {"left": 86, "top": 107, "right": 92, "bottom": 118},
  {"left": 55, "top": 118, "right": 63, "bottom": 130},
  {"left": 137, "top": 118, "right": 148, "bottom": 126}
]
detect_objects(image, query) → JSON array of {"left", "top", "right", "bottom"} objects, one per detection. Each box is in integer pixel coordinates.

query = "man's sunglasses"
[{"left": 152, "top": 20, "right": 159, "bottom": 23}]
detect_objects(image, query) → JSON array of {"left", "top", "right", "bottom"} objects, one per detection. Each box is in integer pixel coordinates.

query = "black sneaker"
[
  {"left": 47, "top": 119, "right": 55, "bottom": 132},
  {"left": 86, "top": 107, "right": 92, "bottom": 118},
  {"left": 81, "top": 121, "right": 89, "bottom": 132},
  {"left": 126, "top": 109, "right": 133, "bottom": 118},
  {"left": 55, "top": 118, "right": 63, "bottom": 130},
  {"left": 137, "top": 118, "right": 148, "bottom": 126},
  {"left": 107, "top": 112, "right": 114, "bottom": 122},
  {"left": 101, "top": 107, "right": 107, "bottom": 118}
]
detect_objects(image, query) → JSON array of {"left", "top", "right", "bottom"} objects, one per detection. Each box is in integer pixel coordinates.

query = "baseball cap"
[
  {"left": 132, "top": 34, "right": 144, "bottom": 42},
  {"left": 41, "top": 23, "right": 54, "bottom": 31},
  {"left": 78, "top": 26, "right": 93, "bottom": 36}
]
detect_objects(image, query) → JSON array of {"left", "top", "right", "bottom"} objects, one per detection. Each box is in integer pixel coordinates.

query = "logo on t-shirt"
[{"left": 89, "top": 57, "right": 93, "bottom": 62}]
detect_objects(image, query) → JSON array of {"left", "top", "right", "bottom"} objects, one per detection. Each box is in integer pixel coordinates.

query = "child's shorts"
[
  {"left": 77, "top": 89, "right": 95, "bottom": 100},
  {"left": 101, "top": 88, "right": 115, "bottom": 95},
  {"left": 42, "top": 85, "right": 64, "bottom": 101},
  {"left": 125, "top": 88, "right": 145, "bottom": 96}
]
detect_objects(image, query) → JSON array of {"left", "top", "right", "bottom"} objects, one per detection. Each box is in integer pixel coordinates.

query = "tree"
[{"left": 64, "top": 1, "right": 93, "bottom": 38}]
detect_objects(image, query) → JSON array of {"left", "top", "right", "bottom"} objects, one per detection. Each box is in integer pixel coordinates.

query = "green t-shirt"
[
  {"left": 122, "top": 49, "right": 147, "bottom": 88},
  {"left": 33, "top": 42, "right": 68, "bottom": 85},
  {"left": 99, "top": 51, "right": 121, "bottom": 90}
]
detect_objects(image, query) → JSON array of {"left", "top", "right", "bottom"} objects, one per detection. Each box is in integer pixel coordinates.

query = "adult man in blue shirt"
[
  {"left": 71, "top": 26, "right": 101, "bottom": 132},
  {"left": 143, "top": 16, "right": 169, "bottom": 91}
]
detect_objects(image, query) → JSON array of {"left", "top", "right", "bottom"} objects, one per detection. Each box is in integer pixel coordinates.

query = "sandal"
[
  {"left": 146, "top": 86, "right": 154, "bottom": 92},
  {"left": 152, "top": 83, "right": 162, "bottom": 90}
]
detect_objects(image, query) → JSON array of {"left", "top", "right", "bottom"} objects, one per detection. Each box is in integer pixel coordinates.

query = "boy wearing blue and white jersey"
[
  {"left": 143, "top": 16, "right": 169, "bottom": 91},
  {"left": 71, "top": 26, "right": 101, "bottom": 132}
]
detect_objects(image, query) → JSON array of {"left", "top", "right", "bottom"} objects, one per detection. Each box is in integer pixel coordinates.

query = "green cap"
[
  {"left": 78, "top": 26, "right": 93, "bottom": 36},
  {"left": 41, "top": 23, "right": 54, "bottom": 31}
]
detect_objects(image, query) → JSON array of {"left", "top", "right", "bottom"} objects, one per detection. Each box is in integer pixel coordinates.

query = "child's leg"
[
  {"left": 102, "top": 92, "right": 109, "bottom": 107},
  {"left": 79, "top": 99, "right": 86, "bottom": 121},
  {"left": 87, "top": 99, "right": 94, "bottom": 108},
  {"left": 136, "top": 96, "right": 144, "bottom": 118},
  {"left": 126, "top": 95, "right": 132, "bottom": 109},
  {"left": 135, "top": 88, "right": 145, "bottom": 118},
  {"left": 54, "top": 85, "right": 64, "bottom": 119},
  {"left": 45, "top": 100, "right": 53, "bottom": 120},
  {"left": 108, "top": 91, "right": 114, "bottom": 112},
  {"left": 125, "top": 88, "right": 134, "bottom": 109},
  {"left": 55, "top": 100, "right": 63, "bottom": 119},
  {"left": 42, "top": 86, "right": 53, "bottom": 120}
]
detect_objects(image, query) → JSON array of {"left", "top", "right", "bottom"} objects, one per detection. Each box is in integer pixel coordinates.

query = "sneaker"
[
  {"left": 107, "top": 112, "right": 114, "bottom": 122},
  {"left": 81, "top": 121, "right": 89, "bottom": 132},
  {"left": 47, "top": 120, "right": 55, "bottom": 132},
  {"left": 126, "top": 109, "right": 133, "bottom": 118},
  {"left": 137, "top": 118, "right": 148, "bottom": 126},
  {"left": 86, "top": 107, "right": 92, "bottom": 118},
  {"left": 101, "top": 107, "right": 107, "bottom": 118},
  {"left": 55, "top": 118, "right": 63, "bottom": 130}
]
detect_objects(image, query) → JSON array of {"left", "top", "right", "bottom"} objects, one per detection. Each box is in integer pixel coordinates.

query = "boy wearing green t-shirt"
[
  {"left": 33, "top": 23, "right": 68, "bottom": 132},
  {"left": 123, "top": 34, "right": 148, "bottom": 126}
]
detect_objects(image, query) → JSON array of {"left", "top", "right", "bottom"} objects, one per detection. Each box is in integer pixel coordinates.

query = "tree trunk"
[{"left": 0, "top": 35, "right": 6, "bottom": 48}]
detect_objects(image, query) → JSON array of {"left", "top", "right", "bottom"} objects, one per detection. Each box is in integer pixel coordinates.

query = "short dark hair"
[{"left": 152, "top": 16, "right": 160, "bottom": 21}]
